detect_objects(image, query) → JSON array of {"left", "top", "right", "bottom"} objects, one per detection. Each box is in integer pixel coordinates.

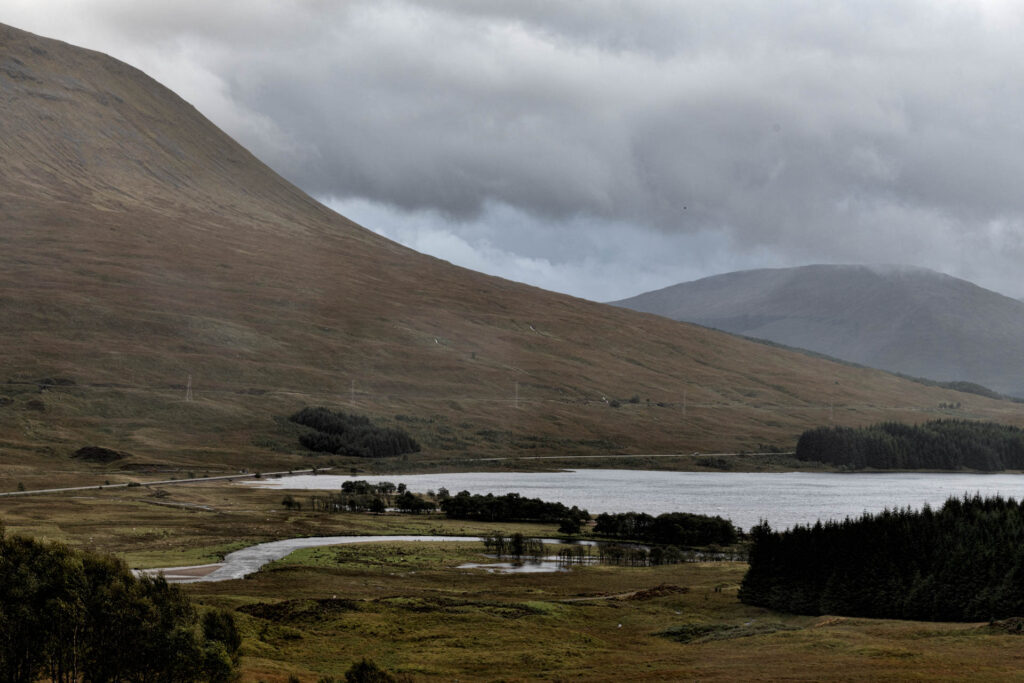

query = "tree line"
[
  {"left": 291, "top": 483, "right": 585, "bottom": 524},
  {"left": 739, "top": 495, "right": 1024, "bottom": 621},
  {"left": 305, "top": 491, "right": 433, "bottom": 515},
  {"left": 0, "top": 524, "right": 239, "bottom": 682},
  {"left": 297, "top": 479, "right": 437, "bottom": 514},
  {"left": 796, "top": 419, "right": 1024, "bottom": 470},
  {"left": 593, "top": 511, "right": 739, "bottom": 547},
  {"left": 481, "top": 533, "right": 546, "bottom": 559},
  {"left": 439, "top": 491, "right": 589, "bottom": 526},
  {"left": 289, "top": 407, "right": 421, "bottom": 458}
]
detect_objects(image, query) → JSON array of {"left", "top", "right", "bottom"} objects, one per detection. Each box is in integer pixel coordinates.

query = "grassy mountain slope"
[
  {"left": 1, "top": 25, "right": 1021, "bottom": 483},
  {"left": 614, "top": 265, "right": 1024, "bottom": 398}
]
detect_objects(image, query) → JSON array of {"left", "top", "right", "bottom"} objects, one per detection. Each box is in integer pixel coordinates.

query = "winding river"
[{"left": 141, "top": 535, "right": 590, "bottom": 583}]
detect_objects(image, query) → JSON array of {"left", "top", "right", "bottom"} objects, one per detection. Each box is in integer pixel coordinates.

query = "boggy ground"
[
  {"left": 2, "top": 483, "right": 1024, "bottom": 681},
  {"left": 198, "top": 559, "right": 1024, "bottom": 682}
]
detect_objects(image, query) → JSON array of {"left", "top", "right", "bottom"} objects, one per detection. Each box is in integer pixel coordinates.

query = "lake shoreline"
[{"left": 247, "top": 469, "right": 1024, "bottom": 532}]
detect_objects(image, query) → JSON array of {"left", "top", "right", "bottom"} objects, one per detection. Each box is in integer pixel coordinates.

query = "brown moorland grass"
[
  {"left": 0, "top": 483, "right": 569, "bottom": 567},
  {"left": 2, "top": 23, "right": 1024, "bottom": 488},
  {"left": 204, "top": 559, "right": 1024, "bottom": 682},
  {"left": 4, "top": 485, "right": 1024, "bottom": 680}
]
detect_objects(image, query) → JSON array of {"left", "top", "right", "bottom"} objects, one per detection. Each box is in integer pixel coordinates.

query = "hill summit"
[{"left": 614, "top": 264, "right": 1024, "bottom": 397}]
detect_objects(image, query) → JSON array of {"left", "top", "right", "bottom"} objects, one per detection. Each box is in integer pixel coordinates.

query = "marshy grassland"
[{"left": 2, "top": 483, "right": 1023, "bottom": 681}]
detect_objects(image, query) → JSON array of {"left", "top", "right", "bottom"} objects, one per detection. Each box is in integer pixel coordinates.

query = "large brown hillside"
[{"left": 1, "top": 24, "right": 1020, "bottom": 482}]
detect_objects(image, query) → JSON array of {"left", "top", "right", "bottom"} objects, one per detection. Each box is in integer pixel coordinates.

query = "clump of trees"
[
  {"left": 306, "top": 479, "right": 395, "bottom": 513},
  {"left": 0, "top": 524, "right": 239, "bottom": 682},
  {"left": 481, "top": 533, "right": 546, "bottom": 559},
  {"left": 796, "top": 419, "right": 1024, "bottom": 470},
  {"left": 440, "top": 491, "right": 589, "bottom": 525},
  {"left": 394, "top": 490, "right": 434, "bottom": 514},
  {"left": 305, "top": 480, "right": 433, "bottom": 514},
  {"left": 740, "top": 495, "right": 1024, "bottom": 621},
  {"left": 289, "top": 407, "right": 421, "bottom": 458},
  {"left": 596, "top": 544, "right": 665, "bottom": 567},
  {"left": 593, "top": 511, "right": 738, "bottom": 547},
  {"left": 71, "top": 446, "right": 129, "bottom": 463},
  {"left": 596, "top": 543, "right": 742, "bottom": 566}
]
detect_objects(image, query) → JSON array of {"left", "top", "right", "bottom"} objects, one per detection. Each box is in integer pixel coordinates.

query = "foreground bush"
[
  {"left": 739, "top": 495, "right": 1024, "bottom": 621},
  {"left": 0, "top": 525, "right": 238, "bottom": 682},
  {"left": 344, "top": 658, "right": 411, "bottom": 682}
]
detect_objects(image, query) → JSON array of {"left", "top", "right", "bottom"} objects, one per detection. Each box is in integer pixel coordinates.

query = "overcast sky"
[{"left": 7, "top": 1, "right": 1024, "bottom": 301}]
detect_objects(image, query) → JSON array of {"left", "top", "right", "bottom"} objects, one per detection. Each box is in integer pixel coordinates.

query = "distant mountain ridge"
[{"left": 614, "top": 265, "right": 1024, "bottom": 397}]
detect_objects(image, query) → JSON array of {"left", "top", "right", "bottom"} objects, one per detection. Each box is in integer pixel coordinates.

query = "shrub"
[
  {"left": 0, "top": 528, "right": 236, "bottom": 681},
  {"left": 345, "top": 658, "right": 400, "bottom": 683},
  {"left": 290, "top": 407, "right": 420, "bottom": 458}
]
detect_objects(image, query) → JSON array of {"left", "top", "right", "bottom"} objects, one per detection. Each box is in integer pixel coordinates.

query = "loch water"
[{"left": 249, "top": 469, "right": 1024, "bottom": 531}]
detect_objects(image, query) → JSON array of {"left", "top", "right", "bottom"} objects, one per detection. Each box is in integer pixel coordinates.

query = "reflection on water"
[
  {"left": 249, "top": 469, "right": 1024, "bottom": 531},
  {"left": 456, "top": 560, "right": 573, "bottom": 574}
]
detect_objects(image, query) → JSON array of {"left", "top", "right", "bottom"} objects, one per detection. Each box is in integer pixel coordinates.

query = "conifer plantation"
[
  {"left": 796, "top": 420, "right": 1024, "bottom": 470},
  {"left": 739, "top": 495, "right": 1024, "bottom": 621}
]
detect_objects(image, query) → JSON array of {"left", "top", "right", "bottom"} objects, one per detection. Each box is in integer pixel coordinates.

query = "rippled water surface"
[{"left": 250, "top": 470, "right": 1024, "bottom": 531}]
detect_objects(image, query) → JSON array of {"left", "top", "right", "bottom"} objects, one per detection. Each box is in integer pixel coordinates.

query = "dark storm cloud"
[{"left": 7, "top": 1, "right": 1024, "bottom": 299}]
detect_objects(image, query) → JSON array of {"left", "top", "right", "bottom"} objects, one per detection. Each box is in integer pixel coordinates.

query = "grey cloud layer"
[{"left": 6, "top": 1, "right": 1024, "bottom": 298}]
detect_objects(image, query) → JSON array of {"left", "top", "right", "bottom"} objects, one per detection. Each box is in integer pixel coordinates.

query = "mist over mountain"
[
  {"left": 1, "top": 24, "right": 1018, "bottom": 477},
  {"left": 615, "top": 265, "right": 1024, "bottom": 398}
]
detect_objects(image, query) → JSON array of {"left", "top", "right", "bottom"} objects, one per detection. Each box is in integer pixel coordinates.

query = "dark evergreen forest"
[
  {"left": 0, "top": 525, "right": 239, "bottom": 682},
  {"left": 289, "top": 407, "right": 421, "bottom": 458},
  {"left": 739, "top": 495, "right": 1024, "bottom": 621},
  {"left": 795, "top": 419, "right": 1024, "bottom": 470}
]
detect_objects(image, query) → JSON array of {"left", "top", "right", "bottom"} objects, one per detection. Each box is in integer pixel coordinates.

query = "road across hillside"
[
  {"left": 472, "top": 451, "right": 795, "bottom": 462},
  {"left": 0, "top": 452, "right": 798, "bottom": 496}
]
